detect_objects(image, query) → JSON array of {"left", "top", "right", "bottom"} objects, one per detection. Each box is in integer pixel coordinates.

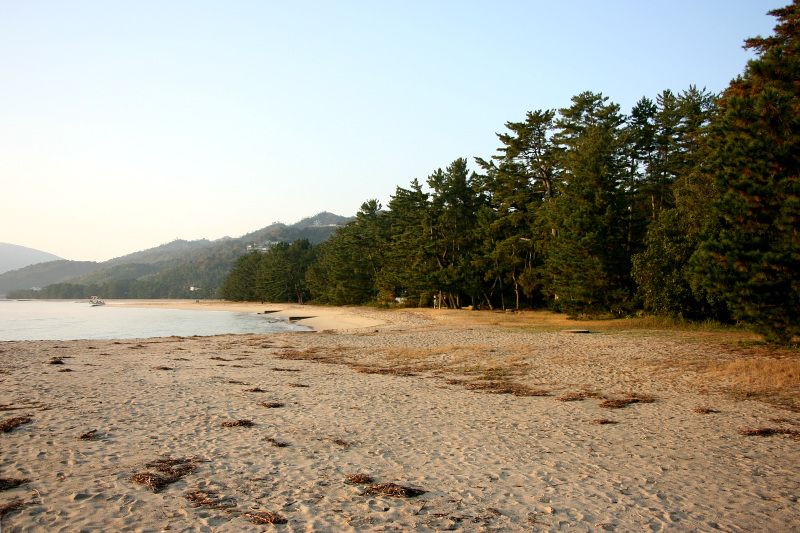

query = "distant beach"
[{"left": 1, "top": 305, "right": 798, "bottom": 531}]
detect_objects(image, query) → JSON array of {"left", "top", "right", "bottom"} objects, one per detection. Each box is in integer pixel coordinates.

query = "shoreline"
[{"left": 107, "top": 299, "right": 393, "bottom": 333}]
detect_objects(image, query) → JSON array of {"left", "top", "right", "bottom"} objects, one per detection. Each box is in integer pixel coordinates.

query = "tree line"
[{"left": 222, "top": 2, "right": 798, "bottom": 343}]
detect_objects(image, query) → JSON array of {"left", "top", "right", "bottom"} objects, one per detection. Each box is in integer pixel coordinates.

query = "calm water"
[{"left": 0, "top": 300, "right": 308, "bottom": 341}]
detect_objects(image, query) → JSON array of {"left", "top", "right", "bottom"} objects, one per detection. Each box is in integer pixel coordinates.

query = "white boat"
[{"left": 89, "top": 296, "right": 105, "bottom": 306}]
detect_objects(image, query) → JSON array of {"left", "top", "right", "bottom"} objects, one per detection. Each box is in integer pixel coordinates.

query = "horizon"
[{"left": 1, "top": 1, "right": 780, "bottom": 261}]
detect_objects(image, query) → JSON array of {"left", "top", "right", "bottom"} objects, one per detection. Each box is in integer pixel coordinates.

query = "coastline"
[
  {"left": 107, "top": 299, "right": 392, "bottom": 332},
  {"left": 1, "top": 306, "right": 798, "bottom": 531}
]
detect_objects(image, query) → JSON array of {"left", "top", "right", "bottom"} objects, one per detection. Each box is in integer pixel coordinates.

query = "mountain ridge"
[
  {"left": 0, "top": 243, "right": 63, "bottom": 275},
  {"left": 0, "top": 212, "right": 351, "bottom": 297}
]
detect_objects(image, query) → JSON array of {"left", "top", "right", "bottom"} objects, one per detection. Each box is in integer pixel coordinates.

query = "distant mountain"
[
  {"left": 241, "top": 212, "right": 352, "bottom": 245},
  {"left": 1, "top": 212, "right": 352, "bottom": 298},
  {"left": 104, "top": 239, "right": 219, "bottom": 267},
  {"left": 0, "top": 243, "right": 62, "bottom": 275},
  {"left": 0, "top": 260, "right": 99, "bottom": 296}
]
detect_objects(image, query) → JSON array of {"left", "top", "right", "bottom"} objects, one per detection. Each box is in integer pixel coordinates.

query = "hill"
[
  {"left": 0, "top": 260, "right": 99, "bottom": 297},
  {"left": 2, "top": 212, "right": 351, "bottom": 298},
  {"left": 0, "top": 243, "right": 62, "bottom": 275}
]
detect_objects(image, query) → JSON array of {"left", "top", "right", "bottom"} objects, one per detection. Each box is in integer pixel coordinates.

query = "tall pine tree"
[
  {"left": 690, "top": 1, "right": 800, "bottom": 342},
  {"left": 544, "top": 92, "right": 630, "bottom": 314}
]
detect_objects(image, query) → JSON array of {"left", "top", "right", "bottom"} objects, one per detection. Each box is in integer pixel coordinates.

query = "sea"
[{"left": 0, "top": 300, "right": 309, "bottom": 341}]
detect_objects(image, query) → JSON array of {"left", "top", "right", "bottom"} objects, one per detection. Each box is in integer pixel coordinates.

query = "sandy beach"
[{"left": 1, "top": 304, "right": 798, "bottom": 532}]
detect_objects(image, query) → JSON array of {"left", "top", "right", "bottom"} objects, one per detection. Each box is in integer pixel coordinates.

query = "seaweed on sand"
[
  {"left": 598, "top": 393, "right": 655, "bottom": 409},
  {"left": 693, "top": 407, "right": 719, "bottom": 414},
  {"left": 265, "top": 437, "right": 289, "bottom": 447},
  {"left": 592, "top": 418, "right": 618, "bottom": 425},
  {"left": 1, "top": 416, "right": 32, "bottom": 433},
  {"left": 244, "top": 510, "right": 288, "bottom": 524},
  {"left": 0, "top": 478, "right": 30, "bottom": 491},
  {"left": 0, "top": 498, "right": 28, "bottom": 518},
  {"left": 364, "top": 482, "right": 426, "bottom": 498},
  {"left": 221, "top": 419, "right": 255, "bottom": 428},
  {"left": 131, "top": 457, "right": 203, "bottom": 492},
  {"left": 78, "top": 429, "right": 101, "bottom": 441},
  {"left": 464, "top": 381, "right": 549, "bottom": 397},
  {"left": 739, "top": 427, "right": 800, "bottom": 438},
  {"left": 344, "top": 473, "right": 374, "bottom": 485},
  {"left": 185, "top": 489, "right": 237, "bottom": 511}
]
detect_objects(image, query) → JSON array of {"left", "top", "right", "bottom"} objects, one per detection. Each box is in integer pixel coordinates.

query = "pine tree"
[
  {"left": 690, "top": 1, "right": 800, "bottom": 343},
  {"left": 630, "top": 88, "right": 718, "bottom": 317},
  {"left": 306, "top": 200, "right": 386, "bottom": 305},
  {"left": 475, "top": 110, "right": 557, "bottom": 309},
  {"left": 381, "top": 180, "right": 435, "bottom": 305},
  {"left": 544, "top": 92, "right": 630, "bottom": 314},
  {"left": 255, "top": 239, "right": 315, "bottom": 303},
  {"left": 218, "top": 251, "right": 261, "bottom": 301},
  {"left": 425, "top": 158, "right": 483, "bottom": 308}
]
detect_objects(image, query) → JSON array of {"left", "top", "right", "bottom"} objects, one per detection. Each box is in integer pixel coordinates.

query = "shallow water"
[{"left": 0, "top": 300, "right": 307, "bottom": 340}]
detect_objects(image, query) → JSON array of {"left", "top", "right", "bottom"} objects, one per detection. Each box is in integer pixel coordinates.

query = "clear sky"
[{"left": 1, "top": 0, "right": 781, "bottom": 262}]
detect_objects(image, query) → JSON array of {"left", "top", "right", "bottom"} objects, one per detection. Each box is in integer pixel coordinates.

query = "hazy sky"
[{"left": 1, "top": 1, "right": 780, "bottom": 262}]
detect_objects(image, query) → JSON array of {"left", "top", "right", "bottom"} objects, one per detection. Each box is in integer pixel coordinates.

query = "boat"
[{"left": 89, "top": 296, "right": 105, "bottom": 306}]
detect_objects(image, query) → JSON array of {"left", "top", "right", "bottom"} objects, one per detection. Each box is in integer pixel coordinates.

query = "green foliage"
[
  {"left": 632, "top": 210, "right": 704, "bottom": 317},
  {"left": 631, "top": 89, "right": 719, "bottom": 318},
  {"left": 424, "top": 159, "right": 485, "bottom": 308},
  {"left": 218, "top": 252, "right": 261, "bottom": 301},
  {"left": 475, "top": 110, "right": 556, "bottom": 309},
  {"left": 306, "top": 201, "right": 386, "bottom": 305},
  {"left": 544, "top": 92, "right": 632, "bottom": 314},
  {"left": 689, "top": 1, "right": 800, "bottom": 343},
  {"left": 255, "top": 239, "right": 315, "bottom": 303},
  {"left": 380, "top": 180, "right": 435, "bottom": 305}
]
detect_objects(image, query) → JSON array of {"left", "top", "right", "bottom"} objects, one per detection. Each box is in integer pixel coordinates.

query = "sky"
[{"left": 0, "top": 0, "right": 781, "bottom": 262}]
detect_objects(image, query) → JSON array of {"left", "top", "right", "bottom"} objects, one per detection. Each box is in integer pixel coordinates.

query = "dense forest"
[{"left": 221, "top": 2, "right": 799, "bottom": 344}]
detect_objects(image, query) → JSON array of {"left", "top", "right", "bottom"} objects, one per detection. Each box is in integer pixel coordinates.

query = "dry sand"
[{"left": 1, "top": 305, "right": 798, "bottom": 532}]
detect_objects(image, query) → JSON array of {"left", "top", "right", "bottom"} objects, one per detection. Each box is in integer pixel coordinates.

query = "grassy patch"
[{"left": 704, "top": 356, "right": 800, "bottom": 409}]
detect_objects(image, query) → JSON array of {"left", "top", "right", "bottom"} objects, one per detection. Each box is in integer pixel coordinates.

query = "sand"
[
  {"left": 109, "top": 300, "right": 389, "bottom": 332},
  {"left": 1, "top": 305, "right": 798, "bottom": 532}
]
